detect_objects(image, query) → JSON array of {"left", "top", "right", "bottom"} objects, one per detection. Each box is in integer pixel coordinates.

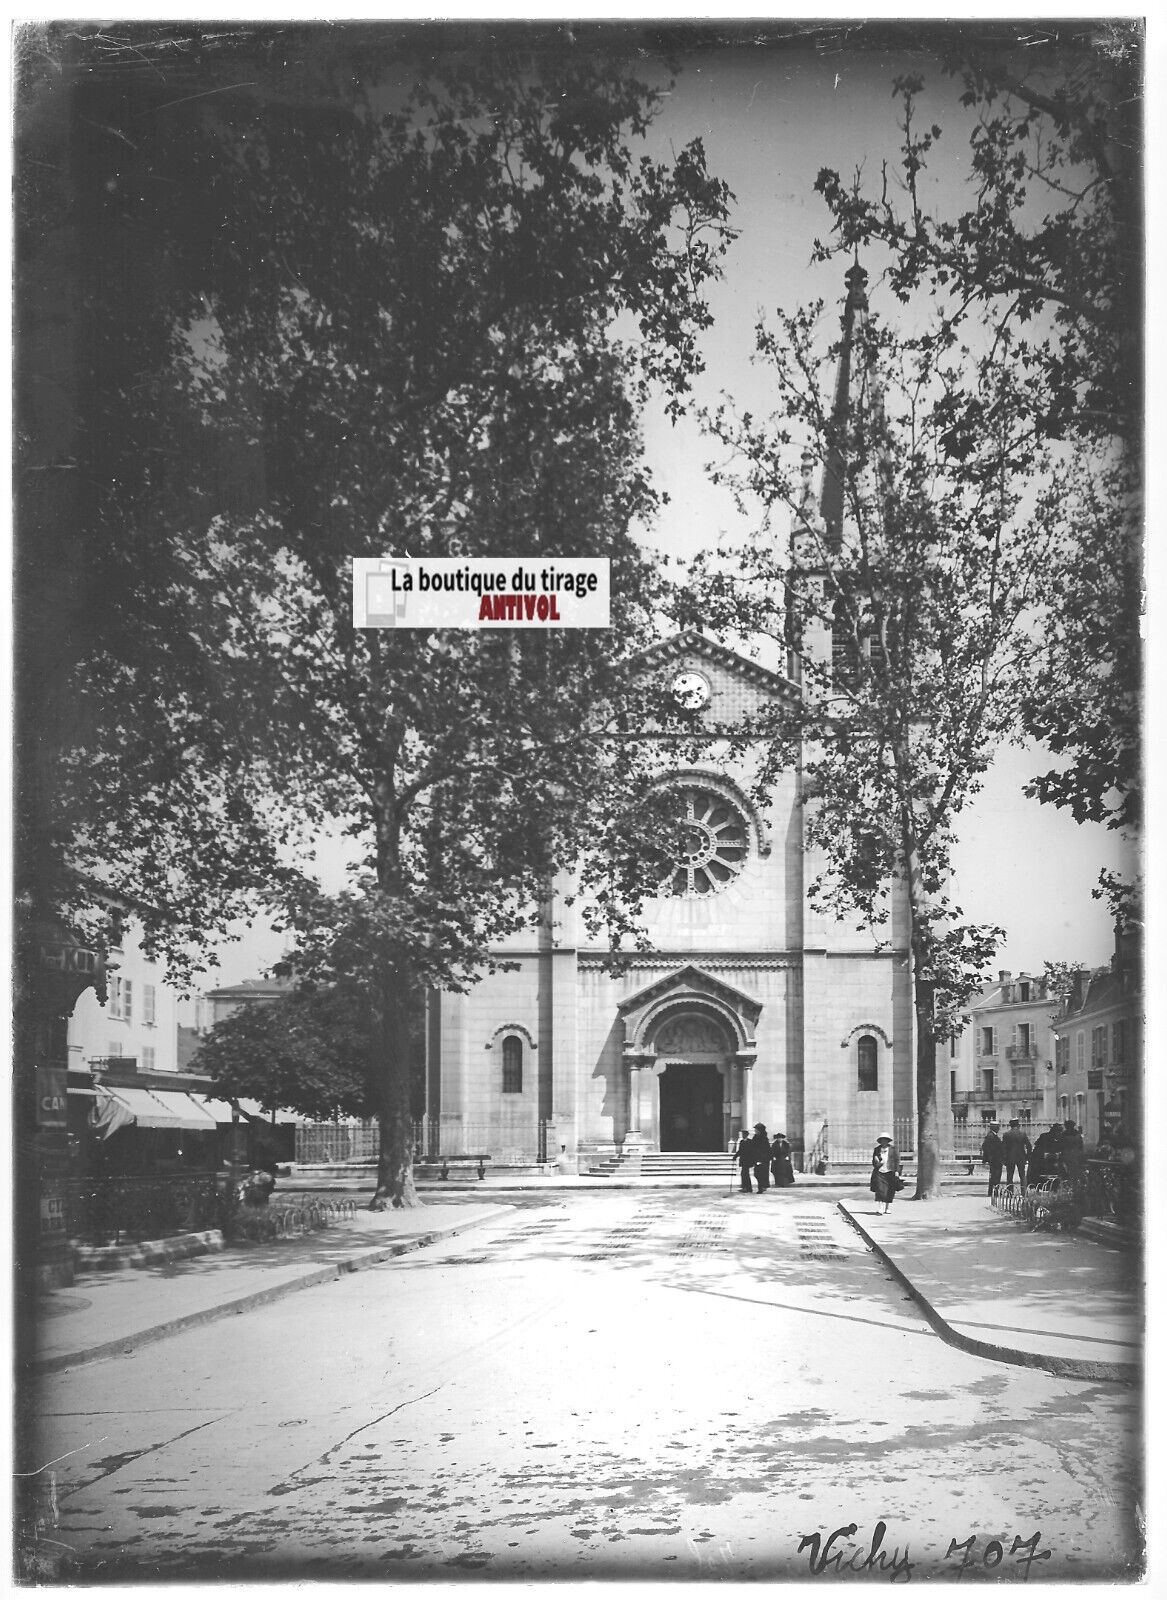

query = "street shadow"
[
  {"left": 388, "top": 1188, "right": 940, "bottom": 1341},
  {"left": 855, "top": 1203, "right": 1144, "bottom": 1332}
]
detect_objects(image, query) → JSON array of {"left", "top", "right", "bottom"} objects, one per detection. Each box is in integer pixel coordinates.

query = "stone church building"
[
  {"left": 426, "top": 269, "right": 938, "bottom": 1171},
  {"left": 426, "top": 627, "right": 919, "bottom": 1171}
]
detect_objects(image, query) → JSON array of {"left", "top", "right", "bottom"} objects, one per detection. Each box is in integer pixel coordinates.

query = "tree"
[
  {"left": 685, "top": 265, "right": 1065, "bottom": 1196},
  {"left": 32, "top": 31, "right": 734, "bottom": 1206},
  {"left": 193, "top": 987, "right": 380, "bottom": 1124},
  {"left": 810, "top": 31, "right": 1143, "bottom": 859},
  {"left": 1042, "top": 960, "right": 1086, "bottom": 1013}
]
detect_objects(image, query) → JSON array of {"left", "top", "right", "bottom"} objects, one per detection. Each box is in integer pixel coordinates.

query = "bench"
[{"left": 437, "top": 1155, "right": 491, "bottom": 1181}]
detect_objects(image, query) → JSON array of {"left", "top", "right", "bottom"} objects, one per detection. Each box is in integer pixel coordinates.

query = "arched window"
[
  {"left": 502, "top": 1036, "right": 523, "bottom": 1094},
  {"left": 831, "top": 597, "right": 855, "bottom": 685},
  {"left": 857, "top": 1035, "right": 878, "bottom": 1092}
]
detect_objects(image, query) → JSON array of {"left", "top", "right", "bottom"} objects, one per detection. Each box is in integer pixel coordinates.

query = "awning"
[
  {"left": 147, "top": 1091, "right": 218, "bottom": 1130},
  {"left": 235, "top": 1099, "right": 299, "bottom": 1125},
  {"left": 104, "top": 1087, "right": 217, "bottom": 1130},
  {"left": 198, "top": 1097, "right": 239, "bottom": 1122}
]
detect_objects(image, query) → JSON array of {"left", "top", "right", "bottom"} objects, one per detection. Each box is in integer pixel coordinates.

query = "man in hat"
[
  {"left": 980, "top": 1121, "right": 1004, "bottom": 1196},
  {"left": 733, "top": 1125, "right": 753, "bottom": 1193},
  {"left": 752, "top": 1123, "right": 771, "bottom": 1192},
  {"left": 1002, "top": 1118, "right": 1032, "bottom": 1189}
]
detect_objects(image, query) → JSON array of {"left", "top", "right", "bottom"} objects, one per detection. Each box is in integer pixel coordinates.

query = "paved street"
[{"left": 27, "top": 1191, "right": 1142, "bottom": 1582}]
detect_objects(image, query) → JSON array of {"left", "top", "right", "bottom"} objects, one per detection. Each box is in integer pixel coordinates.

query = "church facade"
[
  {"left": 426, "top": 265, "right": 949, "bottom": 1171},
  {"left": 426, "top": 625, "right": 926, "bottom": 1172}
]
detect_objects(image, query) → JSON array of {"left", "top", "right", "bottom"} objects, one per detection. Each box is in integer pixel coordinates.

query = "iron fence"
[
  {"left": 812, "top": 1118, "right": 918, "bottom": 1164},
  {"left": 294, "top": 1119, "right": 556, "bottom": 1165},
  {"left": 228, "top": 1196, "right": 357, "bottom": 1242},
  {"left": 64, "top": 1172, "right": 220, "bottom": 1246},
  {"left": 295, "top": 1121, "right": 380, "bottom": 1165},
  {"left": 988, "top": 1160, "right": 1139, "bottom": 1235},
  {"left": 1082, "top": 1159, "right": 1140, "bottom": 1227},
  {"left": 951, "top": 1119, "right": 1062, "bottom": 1157}
]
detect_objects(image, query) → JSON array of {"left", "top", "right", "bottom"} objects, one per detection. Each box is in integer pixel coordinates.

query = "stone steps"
[{"left": 638, "top": 1151, "right": 736, "bottom": 1178}]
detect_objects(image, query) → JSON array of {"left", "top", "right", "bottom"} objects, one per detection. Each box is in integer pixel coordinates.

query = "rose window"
[{"left": 662, "top": 787, "right": 750, "bottom": 897}]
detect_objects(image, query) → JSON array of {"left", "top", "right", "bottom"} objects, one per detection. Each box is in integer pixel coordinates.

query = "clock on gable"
[{"left": 670, "top": 669, "right": 712, "bottom": 711}]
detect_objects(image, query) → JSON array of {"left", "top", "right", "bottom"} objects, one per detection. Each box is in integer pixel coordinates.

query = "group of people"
[
  {"left": 979, "top": 1118, "right": 1088, "bottom": 1195},
  {"left": 733, "top": 1124, "right": 796, "bottom": 1192}
]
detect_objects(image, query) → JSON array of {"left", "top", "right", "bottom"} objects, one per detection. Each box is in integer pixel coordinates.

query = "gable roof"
[
  {"left": 634, "top": 630, "right": 797, "bottom": 699},
  {"left": 616, "top": 962, "right": 763, "bottom": 1024}
]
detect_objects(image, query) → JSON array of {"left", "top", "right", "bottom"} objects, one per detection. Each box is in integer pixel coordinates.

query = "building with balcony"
[
  {"left": 948, "top": 969, "right": 1059, "bottom": 1131},
  {"left": 1050, "top": 926, "right": 1142, "bottom": 1146}
]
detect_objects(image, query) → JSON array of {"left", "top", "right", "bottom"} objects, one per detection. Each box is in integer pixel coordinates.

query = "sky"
[{"left": 184, "top": 24, "right": 1135, "bottom": 1004}]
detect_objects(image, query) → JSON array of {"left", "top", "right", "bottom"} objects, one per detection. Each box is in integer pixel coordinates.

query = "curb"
[
  {"left": 32, "top": 1207, "right": 510, "bottom": 1376},
  {"left": 837, "top": 1200, "right": 1140, "bottom": 1387}
]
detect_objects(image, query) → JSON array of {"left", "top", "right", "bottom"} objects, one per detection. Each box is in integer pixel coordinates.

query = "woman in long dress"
[
  {"left": 770, "top": 1132, "right": 796, "bottom": 1187},
  {"left": 869, "top": 1133, "right": 900, "bottom": 1214}
]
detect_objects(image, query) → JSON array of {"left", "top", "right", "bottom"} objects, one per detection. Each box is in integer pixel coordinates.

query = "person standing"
[
  {"left": 1061, "top": 1120, "right": 1087, "bottom": 1186},
  {"left": 733, "top": 1127, "right": 753, "bottom": 1193},
  {"left": 869, "top": 1134, "right": 900, "bottom": 1214},
  {"left": 1002, "top": 1119, "right": 1032, "bottom": 1188},
  {"left": 1028, "top": 1121, "right": 1061, "bottom": 1187},
  {"left": 752, "top": 1123, "right": 771, "bottom": 1192},
  {"left": 770, "top": 1132, "right": 796, "bottom": 1188},
  {"left": 980, "top": 1122, "right": 1004, "bottom": 1197}
]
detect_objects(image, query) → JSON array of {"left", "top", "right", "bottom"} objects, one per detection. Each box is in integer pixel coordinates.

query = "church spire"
[{"left": 819, "top": 260, "right": 869, "bottom": 553}]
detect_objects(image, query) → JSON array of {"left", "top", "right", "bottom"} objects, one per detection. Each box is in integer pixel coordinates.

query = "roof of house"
[{"left": 205, "top": 977, "right": 292, "bottom": 1002}]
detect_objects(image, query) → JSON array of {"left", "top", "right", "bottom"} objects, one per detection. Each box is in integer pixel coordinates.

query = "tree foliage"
[
  {"left": 811, "top": 33, "right": 1142, "bottom": 845},
  {"left": 194, "top": 991, "right": 375, "bottom": 1123},
  {"left": 22, "top": 28, "right": 734, "bottom": 1205},
  {"left": 685, "top": 271, "right": 1069, "bottom": 1194}
]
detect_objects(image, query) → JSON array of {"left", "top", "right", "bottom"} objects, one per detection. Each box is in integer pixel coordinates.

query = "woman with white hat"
[{"left": 869, "top": 1133, "right": 901, "bottom": 1214}]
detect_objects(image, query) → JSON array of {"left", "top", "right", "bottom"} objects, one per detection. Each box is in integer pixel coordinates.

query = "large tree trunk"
[
  {"left": 902, "top": 825, "right": 943, "bottom": 1201},
  {"left": 915, "top": 972, "right": 941, "bottom": 1203},
  {"left": 369, "top": 958, "right": 421, "bottom": 1210},
  {"left": 912, "top": 957, "right": 943, "bottom": 1200}
]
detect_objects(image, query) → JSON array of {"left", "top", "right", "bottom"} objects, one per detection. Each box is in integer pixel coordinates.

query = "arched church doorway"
[{"left": 659, "top": 1062, "right": 724, "bottom": 1151}]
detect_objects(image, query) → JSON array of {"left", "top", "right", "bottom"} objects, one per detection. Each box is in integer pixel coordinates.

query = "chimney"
[{"left": 998, "top": 970, "right": 1011, "bottom": 984}]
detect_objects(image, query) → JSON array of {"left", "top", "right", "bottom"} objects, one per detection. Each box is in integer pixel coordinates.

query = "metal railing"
[
  {"left": 989, "top": 1160, "right": 1140, "bottom": 1234},
  {"left": 228, "top": 1196, "right": 357, "bottom": 1242},
  {"left": 804, "top": 1122, "right": 828, "bottom": 1174},
  {"left": 294, "top": 1119, "right": 556, "bottom": 1166},
  {"left": 951, "top": 1119, "right": 1060, "bottom": 1156},
  {"left": 1082, "top": 1159, "right": 1140, "bottom": 1227},
  {"left": 295, "top": 1121, "right": 380, "bottom": 1165},
  {"left": 798, "top": 1119, "right": 917, "bottom": 1168},
  {"left": 64, "top": 1172, "right": 219, "bottom": 1245},
  {"left": 989, "top": 1177, "right": 1078, "bottom": 1230}
]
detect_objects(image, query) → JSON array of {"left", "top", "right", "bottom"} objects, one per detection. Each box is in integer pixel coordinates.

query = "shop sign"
[
  {"left": 39, "top": 942, "right": 100, "bottom": 975},
  {"left": 39, "top": 1192, "right": 66, "bottom": 1237},
  {"left": 36, "top": 1065, "right": 68, "bottom": 1126}
]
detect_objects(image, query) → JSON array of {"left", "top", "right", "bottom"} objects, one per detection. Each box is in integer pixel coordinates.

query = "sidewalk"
[
  {"left": 30, "top": 1200, "right": 510, "bottom": 1375},
  {"left": 838, "top": 1194, "right": 1142, "bottom": 1384}
]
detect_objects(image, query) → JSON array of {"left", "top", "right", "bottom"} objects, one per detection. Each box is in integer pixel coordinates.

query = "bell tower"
[{"left": 786, "top": 261, "right": 871, "bottom": 693}]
